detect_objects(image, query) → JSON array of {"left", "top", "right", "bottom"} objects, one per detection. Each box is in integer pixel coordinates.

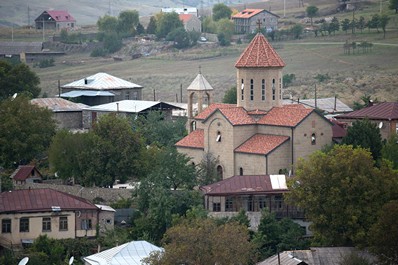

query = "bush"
[
  {"left": 103, "top": 32, "right": 123, "bottom": 53},
  {"left": 314, "top": 73, "right": 330, "bottom": 82},
  {"left": 37, "top": 58, "right": 54, "bottom": 68},
  {"left": 283, "top": 73, "right": 296, "bottom": 87},
  {"left": 91, "top": 47, "right": 107, "bottom": 57},
  {"left": 217, "top": 32, "right": 230, "bottom": 46}
]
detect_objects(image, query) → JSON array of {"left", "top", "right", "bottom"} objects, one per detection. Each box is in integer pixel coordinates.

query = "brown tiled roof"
[
  {"left": 179, "top": 14, "right": 193, "bottom": 23},
  {"left": 217, "top": 107, "right": 256, "bottom": 125},
  {"left": 232, "top": 9, "right": 279, "bottom": 19},
  {"left": 175, "top": 129, "right": 204, "bottom": 149},
  {"left": 195, "top": 103, "right": 236, "bottom": 120},
  {"left": 257, "top": 104, "right": 313, "bottom": 127},
  {"left": 11, "top": 165, "right": 42, "bottom": 181},
  {"left": 235, "top": 134, "right": 289, "bottom": 155},
  {"left": 335, "top": 102, "right": 398, "bottom": 120},
  {"left": 235, "top": 33, "right": 285, "bottom": 68},
  {"left": 0, "top": 188, "right": 98, "bottom": 213},
  {"left": 201, "top": 175, "right": 288, "bottom": 196},
  {"left": 330, "top": 119, "right": 347, "bottom": 138}
]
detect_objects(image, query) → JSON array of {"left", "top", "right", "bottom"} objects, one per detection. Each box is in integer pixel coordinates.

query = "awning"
[{"left": 60, "top": 90, "right": 115, "bottom": 98}]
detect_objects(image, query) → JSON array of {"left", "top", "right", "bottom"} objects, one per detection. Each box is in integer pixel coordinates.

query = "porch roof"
[{"left": 201, "top": 175, "right": 289, "bottom": 196}]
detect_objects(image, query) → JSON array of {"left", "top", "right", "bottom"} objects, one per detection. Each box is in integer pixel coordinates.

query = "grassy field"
[{"left": 4, "top": 0, "right": 398, "bottom": 106}]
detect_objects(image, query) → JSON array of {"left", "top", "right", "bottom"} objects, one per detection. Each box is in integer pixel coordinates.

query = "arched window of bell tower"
[
  {"left": 241, "top": 79, "right": 244, "bottom": 100},
  {"left": 250, "top": 79, "right": 254, "bottom": 100},
  {"left": 272, "top": 79, "right": 276, "bottom": 100},
  {"left": 261, "top": 79, "right": 265, "bottom": 100}
]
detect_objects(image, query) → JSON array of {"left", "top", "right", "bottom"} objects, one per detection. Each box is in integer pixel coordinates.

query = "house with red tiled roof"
[
  {"left": 0, "top": 188, "right": 103, "bottom": 249},
  {"left": 335, "top": 102, "right": 398, "bottom": 140},
  {"left": 179, "top": 14, "right": 201, "bottom": 32},
  {"left": 176, "top": 33, "right": 334, "bottom": 179},
  {"left": 35, "top": 10, "right": 76, "bottom": 31},
  {"left": 10, "top": 165, "right": 42, "bottom": 185},
  {"left": 232, "top": 9, "right": 279, "bottom": 34}
]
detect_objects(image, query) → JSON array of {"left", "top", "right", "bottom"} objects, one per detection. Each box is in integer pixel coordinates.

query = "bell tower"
[{"left": 235, "top": 32, "right": 285, "bottom": 112}]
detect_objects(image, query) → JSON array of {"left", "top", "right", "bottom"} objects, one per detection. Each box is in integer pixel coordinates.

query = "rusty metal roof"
[
  {"left": 336, "top": 102, "right": 398, "bottom": 120},
  {"left": 0, "top": 188, "right": 98, "bottom": 213},
  {"left": 201, "top": 175, "right": 288, "bottom": 196},
  {"left": 62, "top": 73, "right": 143, "bottom": 90},
  {"left": 30, "top": 98, "right": 87, "bottom": 112},
  {"left": 10, "top": 165, "right": 42, "bottom": 181}
]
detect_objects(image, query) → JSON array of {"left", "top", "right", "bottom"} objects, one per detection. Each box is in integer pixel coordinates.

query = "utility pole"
[{"left": 284, "top": 0, "right": 286, "bottom": 17}]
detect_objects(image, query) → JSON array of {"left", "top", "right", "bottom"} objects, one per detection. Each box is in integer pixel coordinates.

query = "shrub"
[{"left": 90, "top": 47, "right": 107, "bottom": 57}]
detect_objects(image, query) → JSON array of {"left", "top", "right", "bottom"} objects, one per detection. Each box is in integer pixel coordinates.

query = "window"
[
  {"left": 225, "top": 197, "right": 233, "bottom": 212},
  {"left": 311, "top": 133, "right": 316, "bottom": 145},
  {"left": 59, "top": 216, "right": 68, "bottom": 231},
  {"left": 213, "top": 202, "right": 221, "bottom": 212},
  {"left": 216, "top": 131, "right": 221, "bottom": 142},
  {"left": 279, "top": 78, "right": 282, "bottom": 99},
  {"left": 258, "top": 197, "right": 267, "bottom": 209},
  {"left": 133, "top": 91, "right": 138, "bottom": 100},
  {"left": 125, "top": 91, "right": 130, "bottom": 100},
  {"left": 239, "top": 167, "right": 243, "bottom": 176},
  {"left": 2, "top": 219, "right": 11, "bottom": 233},
  {"left": 42, "top": 217, "right": 51, "bottom": 232},
  {"left": 20, "top": 218, "right": 29, "bottom": 232},
  {"left": 241, "top": 79, "right": 244, "bottom": 100},
  {"left": 274, "top": 195, "right": 283, "bottom": 209},
  {"left": 250, "top": 79, "right": 254, "bottom": 100},
  {"left": 106, "top": 219, "right": 112, "bottom": 225},
  {"left": 262, "top": 79, "right": 265, "bottom": 100},
  {"left": 191, "top": 121, "right": 196, "bottom": 131},
  {"left": 247, "top": 196, "right": 254, "bottom": 211},
  {"left": 217, "top": 165, "right": 223, "bottom": 179},
  {"left": 272, "top": 79, "right": 276, "bottom": 100},
  {"left": 81, "top": 219, "right": 92, "bottom": 230}
]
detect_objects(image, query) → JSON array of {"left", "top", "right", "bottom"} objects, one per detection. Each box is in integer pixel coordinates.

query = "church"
[{"left": 176, "top": 33, "right": 334, "bottom": 179}]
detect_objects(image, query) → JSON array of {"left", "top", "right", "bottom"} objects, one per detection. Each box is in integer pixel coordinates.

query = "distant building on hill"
[
  {"left": 35, "top": 10, "right": 76, "bottom": 31},
  {"left": 232, "top": 9, "right": 279, "bottom": 34},
  {"left": 179, "top": 14, "right": 202, "bottom": 32},
  {"left": 161, "top": 7, "right": 198, "bottom": 16}
]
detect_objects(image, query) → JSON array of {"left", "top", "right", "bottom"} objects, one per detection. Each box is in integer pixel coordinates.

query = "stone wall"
[{"left": 15, "top": 183, "right": 133, "bottom": 204}]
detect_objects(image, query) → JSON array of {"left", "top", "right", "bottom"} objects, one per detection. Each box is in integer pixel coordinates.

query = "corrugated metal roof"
[
  {"left": 60, "top": 90, "right": 115, "bottom": 98},
  {"left": 284, "top": 98, "right": 352, "bottom": 114},
  {"left": 46, "top": 10, "right": 76, "bottom": 22},
  {"left": 336, "top": 102, "right": 398, "bottom": 120},
  {"left": 0, "top": 41, "right": 42, "bottom": 54},
  {"left": 30, "top": 98, "right": 87, "bottom": 112},
  {"left": 201, "top": 175, "right": 288, "bottom": 196},
  {"left": 84, "top": 100, "right": 184, "bottom": 113},
  {"left": 10, "top": 165, "right": 42, "bottom": 181},
  {"left": 0, "top": 188, "right": 97, "bottom": 213},
  {"left": 96, "top": 204, "right": 116, "bottom": 212},
  {"left": 62, "top": 73, "right": 143, "bottom": 90},
  {"left": 83, "top": 240, "right": 163, "bottom": 265},
  {"left": 186, "top": 73, "right": 214, "bottom": 91}
]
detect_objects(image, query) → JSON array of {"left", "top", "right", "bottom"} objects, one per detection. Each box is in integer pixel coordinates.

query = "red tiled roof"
[
  {"left": 0, "top": 188, "right": 98, "bottom": 213},
  {"left": 179, "top": 14, "right": 193, "bottom": 23},
  {"left": 335, "top": 102, "right": 398, "bottom": 120},
  {"left": 201, "top": 175, "right": 288, "bottom": 196},
  {"left": 195, "top": 103, "right": 236, "bottom": 120},
  {"left": 235, "top": 134, "right": 289, "bottom": 155},
  {"left": 47, "top": 10, "right": 76, "bottom": 22},
  {"left": 257, "top": 104, "right": 313, "bottom": 127},
  {"left": 235, "top": 33, "right": 285, "bottom": 68},
  {"left": 11, "top": 165, "right": 42, "bottom": 181},
  {"left": 247, "top": 109, "right": 267, "bottom": 115},
  {"left": 175, "top": 129, "right": 204, "bottom": 149},
  {"left": 232, "top": 9, "right": 263, "bottom": 19},
  {"left": 217, "top": 107, "right": 256, "bottom": 125}
]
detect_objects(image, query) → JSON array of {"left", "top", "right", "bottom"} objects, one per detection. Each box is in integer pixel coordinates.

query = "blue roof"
[{"left": 60, "top": 90, "right": 115, "bottom": 98}]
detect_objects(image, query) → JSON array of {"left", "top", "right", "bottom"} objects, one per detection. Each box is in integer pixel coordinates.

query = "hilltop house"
[
  {"left": 35, "top": 10, "right": 76, "bottom": 31},
  {"left": 335, "top": 102, "right": 398, "bottom": 140},
  {"left": 0, "top": 188, "right": 106, "bottom": 249},
  {"left": 179, "top": 14, "right": 202, "bottom": 32},
  {"left": 232, "top": 9, "right": 279, "bottom": 34},
  {"left": 10, "top": 165, "right": 42, "bottom": 185},
  {"left": 161, "top": 7, "right": 198, "bottom": 16},
  {"left": 60, "top": 73, "right": 143, "bottom": 106},
  {"left": 176, "top": 33, "right": 334, "bottom": 179}
]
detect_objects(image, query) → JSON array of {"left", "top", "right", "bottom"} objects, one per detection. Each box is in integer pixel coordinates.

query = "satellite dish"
[
  {"left": 68, "top": 256, "right": 74, "bottom": 265},
  {"left": 11, "top": 93, "right": 17, "bottom": 100},
  {"left": 378, "top": 122, "right": 383, "bottom": 129},
  {"left": 18, "top": 257, "right": 29, "bottom": 265}
]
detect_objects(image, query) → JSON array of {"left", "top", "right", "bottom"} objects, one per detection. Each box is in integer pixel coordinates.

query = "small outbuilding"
[{"left": 10, "top": 165, "right": 42, "bottom": 185}]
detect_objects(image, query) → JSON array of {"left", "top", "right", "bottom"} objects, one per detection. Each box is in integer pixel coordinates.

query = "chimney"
[{"left": 84, "top": 78, "right": 88, "bottom": 85}]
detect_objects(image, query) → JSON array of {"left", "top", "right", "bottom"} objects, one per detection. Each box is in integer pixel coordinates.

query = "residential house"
[
  {"left": 35, "top": 10, "right": 76, "bottom": 31},
  {"left": 83, "top": 240, "right": 162, "bottom": 265},
  {"left": 95, "top": 204, "right": 116, "bottom": 234},
  {"left": 0, "top": 41, "right": 64, "bottom": 63},
  {"left": 201, "top": 174, "right": 308, "bottom": 232},
  {"left": 82, "top": 100, "right": 184, "bottom": 129},
  {"left": 30, "top": 98, "right": 88, "bottom": 130},
  {"left": 232, "top": 9, "right": 279, "bottom": 34},
  {"left": 179, "top": 14, "right": 202, "bottom": 32},
  {"left": 0, "top": 188, "right": 99, "bottom": 249},
  {"left": 10, "top": 165, "right": 42, "bottom": 185},
  {"left": 176, "top": 33, "right": 334, "bottom": 179},
  {"left": 60, "top": 72, "right": 143, "bottom": 106},
  {"left": 161, "top": 7, "right": 198, "bottom": 16},
  {"left": 335, "top": 102, "right": 398, "bottom": 140}
]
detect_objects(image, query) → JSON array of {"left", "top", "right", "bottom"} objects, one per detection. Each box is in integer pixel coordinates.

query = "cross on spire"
[{"left": 256, "top": 19, "right": 262, "bottom": 33}]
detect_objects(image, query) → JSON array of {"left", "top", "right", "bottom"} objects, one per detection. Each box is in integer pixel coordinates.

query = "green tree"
[
  {"left": 212, "top": 3, "right": 232, "bottom": 21},
  {"left": 216, "top": 18, "right": 235, "bottom": 40},
  {"left": 283, "top": 74, "right": 296, "bottom": 87},
  {"left": 286, "top": 145, "right": 398, "bottom": 246},
  {"left": 342, "top": 18, "right": 351, "bottom": 33},
  {"left": 389, "top": 0, "right": 398, "bottom": 13},
  {"left": 196, "top": 152, "right": 221, "bottom": 185},
  {"left": 380, "top": 14, "right": 390, "bottom": 39},
  {"left": 136, "top": 22, "right": 145, "bottom": 35},
  {"left": 117, "top": 10, "right": 139, "bottom": 36},
  {"left": 166, "top": 27, "right": 190, "bottom": 49},
  {"left": 97, "top": 15, "right": 118, "bottom": 32},
  {"left": 0, "top": 61, "right": 41, "bottom": 100},
  {"left": 222, "top": 86, "right": 237, "bottom": 104},
  {"left": 217, "top": 32, "right": 230, "bottom": 46},
  {"left": 357, "top": 16, "right": 366, "bottom": 33},
  {"left": 369, "top": 14, "right": 381, "bottom": 32},
  {"left": 290, "top": 24, "right": 304, "bottom": 39},
  {"left": 103, "top": 32, "right": 123, "bottom": 53},
  {"left": 202, "top": 16, "right": 217, "bottom": 33},
  {"left": 156, "top": 12, "right": 184, "bottom": 38},
  {"left": 329, "top": 17, "right": 340, "bottom": 34},
  {"left": 0, "top": 96, "right": 56, "bottom": 168},
  {"left": 146, "top": 16, "right": 157, "bottom": 34},
  {"left": 342, "top": 119, "right": 383, "bottom": 161},
  {"left": 306, "top": 5, "right": 319, "bottom": 26},
  {"left": 369, "top": 200, "right": 398, "bottom": 264},
  {"left": 382, "top": 134, "right": 398, "bottom": 169},
  {"left": 144, "top": 218, "right": 254, "bottom": 265}
]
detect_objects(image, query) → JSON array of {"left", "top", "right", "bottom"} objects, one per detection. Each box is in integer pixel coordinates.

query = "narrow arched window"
[
  {"left": 262, "top": 79, "right": 265, "bottom": 100},
  {"left": 216, "top": 131, "right": 221, "bottom": 142},
  {"left": 217, "top": 165, "right": 223, "bottom": 180},
  {"left": 239, "top": 167, "right": 243, "bottom": 176},
  {"left": 241, "top": 79, "right": 244, "bottom": 100},
  {"left": 272, "top": 79, "right": 276, "bottom": 100},
  {"left": 191, "top": 121, "right": 196, "bottom": 131},
  {"left": 311, "top": 133, "right": 316, "bottom": 145},
  {"left": 250, "top": 79, "right": 254, "bottom": 100}
]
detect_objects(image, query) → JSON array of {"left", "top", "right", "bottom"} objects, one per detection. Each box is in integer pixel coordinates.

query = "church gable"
[{"left": 257, "top": 104, "right": 313, "bottom": 127}]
